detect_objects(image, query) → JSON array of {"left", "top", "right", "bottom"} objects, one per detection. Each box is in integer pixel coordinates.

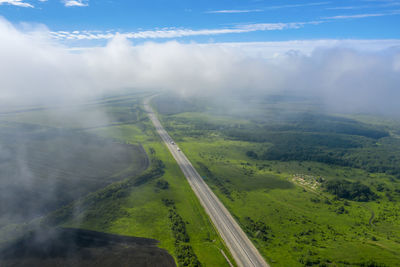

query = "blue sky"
[{"left": 1, "top": 0, "right": 400, "bottom": 45}]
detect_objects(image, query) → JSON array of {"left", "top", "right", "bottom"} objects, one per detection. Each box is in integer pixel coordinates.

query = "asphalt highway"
[{"left": 144, "top": 98, "right": 269, "bottom": 267}]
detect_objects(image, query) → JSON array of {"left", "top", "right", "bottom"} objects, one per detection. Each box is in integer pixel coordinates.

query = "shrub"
[{"left": 324, "top": 180, "right": 377, "bottom": 202}]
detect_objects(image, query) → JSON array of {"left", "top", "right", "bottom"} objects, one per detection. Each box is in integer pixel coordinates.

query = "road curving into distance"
[{"left": 144, "top": 97, "right": 269, "bottom": 267}]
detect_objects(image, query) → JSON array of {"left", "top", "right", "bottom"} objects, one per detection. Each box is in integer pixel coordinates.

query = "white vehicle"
[
  {"left": 170, "top": 141, "right": 175, "bottom": 145},
  {"left": 177, "top": 147, "right": 181, "bottom": 151}
]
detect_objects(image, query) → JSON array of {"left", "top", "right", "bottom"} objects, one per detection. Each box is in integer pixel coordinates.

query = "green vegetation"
[
  {"left": 156, "top": 179, "right": 170, "bottom": 190},
  {"left": 324, "top": 179, "right": 378, "bottom": 202},
  {"left": 224, "top": 125, "right": 400, "bottom": 177},
  {"left": 43, "top": 152, "right": 165, "bottom": 227},
  {"left": 63, "top": 133, "right": 230, "bottom": 266},
  {"left": 153, "top": 93, "right": 400, "bottom": 266},
  {"left": 3, "top": 91, "right": 400, "bottom": 266},
  {"left": 163, "top": 199, "right": 201, "bottom": 266},
  {"left": 197, "top": 162, "right": 233, "bottom": 200},
  {"left": 167, "top": 203, "right": 190, "bottom": 243},
  {"left": 243, "top": 217, "right": 274, "bottom": 242},
  {"left": 0, "top": 92, "right": 231, "bottom": 266}
]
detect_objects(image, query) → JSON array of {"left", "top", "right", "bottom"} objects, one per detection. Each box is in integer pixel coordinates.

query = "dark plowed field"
[{"left": 0, "top": 227, "right": 176, "bottom": 267}]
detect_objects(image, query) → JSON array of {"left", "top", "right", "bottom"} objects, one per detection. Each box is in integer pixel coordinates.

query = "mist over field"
[
  {"left": 1, "top": 17, "right": 400, "bottom": 115},
  {"left": 1, "top": 3, "right": 400, "bottom": 263},
  {"left": 1, "top": 15, "right": 400, "bottom": 234}
]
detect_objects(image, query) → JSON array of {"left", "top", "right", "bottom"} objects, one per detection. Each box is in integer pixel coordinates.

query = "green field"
[
  {"left": 153, "top": 93, "right": 400, "bottom": 266},
  {"left": 0, "top": 92, "right": 232, "bottom": 266},
  {"left": 3, "top": 91, "right": 400, "bottom": 266}
]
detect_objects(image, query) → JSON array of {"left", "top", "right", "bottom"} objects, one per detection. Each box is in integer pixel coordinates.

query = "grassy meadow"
[{"left": 153, "top": 93, "right": 400, "bottom": 266}]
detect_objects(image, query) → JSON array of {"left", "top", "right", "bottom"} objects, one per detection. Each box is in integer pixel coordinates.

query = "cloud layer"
[
  {"left": 50, "top": 22, "right": 312, "bottom": 41},
  {"left": 0, "top": 0, "right": 33, "bottom": 8},
  {"left": 1, "top": 17, "right": 400, "bottom": 115}
]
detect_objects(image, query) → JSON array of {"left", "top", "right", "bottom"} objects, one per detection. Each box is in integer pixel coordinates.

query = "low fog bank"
[
  {"left": 0, "top": 16, "right": 400, "bottom": 257},
  {"left": 1, "top": 17, "right": 400, "bottom": 115},
  {"left": 0, "top": 16, "right": 400, "bottom": 229}
]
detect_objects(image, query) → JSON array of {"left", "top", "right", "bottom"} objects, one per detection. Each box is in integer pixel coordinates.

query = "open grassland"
[
  {"left": 179, "top": 138, "right": 400, "bottom": 266},
  {"left": 153, "top": 93, "right": 400, "bottom": 266}
]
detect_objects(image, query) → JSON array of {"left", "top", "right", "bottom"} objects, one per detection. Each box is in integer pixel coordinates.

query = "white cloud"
[
  {"left": 0, "top": 0, "right": 33, "bottom": 8},
  {"left": 1, "top": 17, "right": 400, "bottom": 115},
  {"left": 326, "top": 5, "right": 370, "bottom": 10},
  {"left": 206, "top": 2, "right": 329, "bottom": 14},
  {"left": 212, "top": 39, "right": 400, "bottom": 58},
  {"left": 50, "top": 22, "right": 314, "bottom": 41},
  {"left": 63, "top": 0, "right": 87, "bottom": 7},
  {"left": 329, "top": 2, "right": 400, "bottom": 10},
  {"left": 47, "top": 8, "right": 400, "bottom": 42},
  {"left": 238, "top": 22, "right": 312, "bottom": 31},
  {"left": 324, "top": 10, "right": 400, "bottom": 19},
  {"left": 324, "top": 13, "right": 387, "bottom": 19}
]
